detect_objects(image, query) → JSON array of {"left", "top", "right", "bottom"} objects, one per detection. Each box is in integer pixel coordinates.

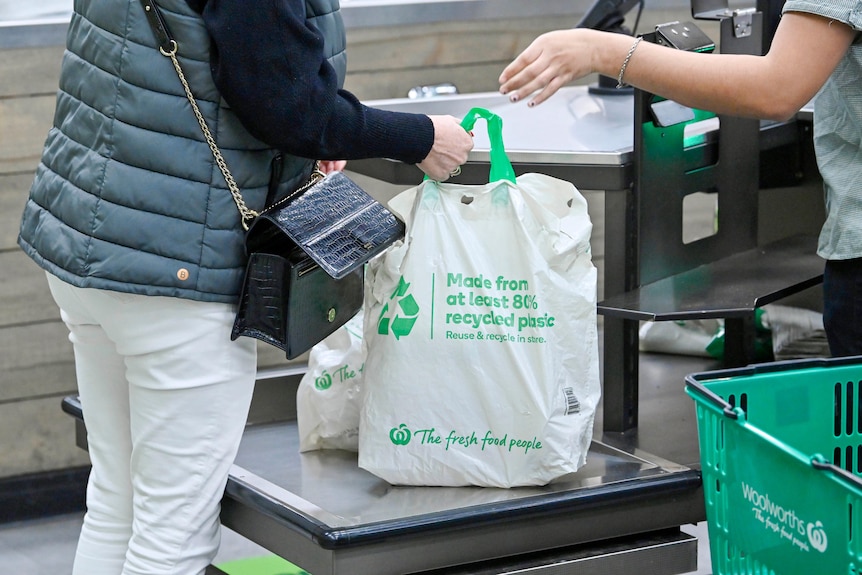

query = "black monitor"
[{"left": 576, "top": 0, "right": 644, "bottom": 34}]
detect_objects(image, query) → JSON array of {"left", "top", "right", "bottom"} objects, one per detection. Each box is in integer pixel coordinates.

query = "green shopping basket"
[{"left": 685, "top": 356, "right": 862, "bottom": 575}]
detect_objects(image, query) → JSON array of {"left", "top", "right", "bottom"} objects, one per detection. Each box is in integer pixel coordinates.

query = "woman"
[
  {"left": 500, "top": 2, "right": 861, "bottom": 357},
  {"left": 17, "top": 1, "right": 472, "bottom": 573}
]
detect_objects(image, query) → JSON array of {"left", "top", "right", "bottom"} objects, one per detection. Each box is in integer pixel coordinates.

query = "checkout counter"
[
  {"left": 55, "top": 4, "right": 824, "bottom": 575},
  {"left": 65, "top": 364, "right": 706, "bottom": 575}
]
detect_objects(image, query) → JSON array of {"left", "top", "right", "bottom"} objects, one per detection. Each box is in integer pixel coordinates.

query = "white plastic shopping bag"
[
  {"left": 358, "top": 108, "right": 601, "bottom": 487},
  {"left": 296, "top": 311, "right": 364, "bottom": 452}
]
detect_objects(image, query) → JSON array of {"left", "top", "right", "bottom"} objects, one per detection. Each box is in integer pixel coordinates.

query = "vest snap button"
[{"left": 177, "top": 268, "right": 190, "bottom": 281}]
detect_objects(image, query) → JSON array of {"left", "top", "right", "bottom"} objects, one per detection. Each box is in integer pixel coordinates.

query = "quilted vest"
[{"left": 18, "top": 0, "right": 347, "bottom": 303}]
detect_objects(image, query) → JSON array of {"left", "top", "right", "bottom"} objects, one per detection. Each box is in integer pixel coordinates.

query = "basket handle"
[
  {"left": 684, "top": 374, "right": 740, "bottom": 420},
  {"left": 811, "top": 455, "right": 862, "bottom": 489},
  {"left": 686, "top": 357, "right": 862, "bottom": 421}
]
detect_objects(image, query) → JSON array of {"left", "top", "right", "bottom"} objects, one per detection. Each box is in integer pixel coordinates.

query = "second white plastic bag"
[{"left": 297, "top": 312, "right": 364, "bottom": 452}]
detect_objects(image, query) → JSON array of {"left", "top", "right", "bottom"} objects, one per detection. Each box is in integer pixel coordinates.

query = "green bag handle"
[
  {"left": 460, "top": 107, "right": 516, "bottom": 184},
  {"left": 423, "top": 107, "right": 517, "bottom": 184}
]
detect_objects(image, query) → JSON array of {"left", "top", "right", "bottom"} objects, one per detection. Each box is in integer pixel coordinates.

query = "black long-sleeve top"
[{"left": 185, "top": 0, "right": 434, "bottom": 165}]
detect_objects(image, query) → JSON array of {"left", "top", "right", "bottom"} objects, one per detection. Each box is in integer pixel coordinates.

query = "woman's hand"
[
  {"left": 499, "top": 29, "right": 602, "bottom": 107},
  {"left": 417, "top": 115, "right": 474, "bottom": 181}
]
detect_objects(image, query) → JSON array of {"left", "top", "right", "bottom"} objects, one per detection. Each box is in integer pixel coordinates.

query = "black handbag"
[
  {"left": 232, "top": 168, "right": 404, "bottom": 358},
  {"left": 140, "top": 0, "right": 405, "bottom": 358}
]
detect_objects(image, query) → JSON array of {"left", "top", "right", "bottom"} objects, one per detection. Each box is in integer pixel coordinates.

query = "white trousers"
[{"left": 47, "top": 273, "right": 257, "bottom": 575}]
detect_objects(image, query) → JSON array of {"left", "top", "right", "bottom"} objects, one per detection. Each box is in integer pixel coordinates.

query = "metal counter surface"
[
  {"left": 375, "top": 88, "right": 635, "bottom": 166},
  {"left": 221, "top": 421, "right": 703, "bottom": 574},
  {"left": 227, "top": 423, "right": 695, "bottom": 542},
  {"left": 350, "top": 86, "right": 638, "bottom": 191}
]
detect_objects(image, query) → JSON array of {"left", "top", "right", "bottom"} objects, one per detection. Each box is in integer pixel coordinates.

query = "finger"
[
  {"left": 419, "top": 164, "right": 448, "bottom": 182},
  {"left": 504, "top": 75, "right": 546, "bottom": 104},
  {"left": 527, "top": 76, "right": 568, "bottom": 107},
  {"left": 499, "top": 43, "right": 542, "bottom": 85},
  {"left": 511, "top": 61, "right": 569, "bottom": 104},
  {"left": 499, "top": 55, "right": 529, "bottom": 85},
  {"left": 318, "top": 160, "right": 346, "bottom": 174},
  {"left": 502, "top": 57, "right": 555, "bottom": 99},
  {"left": 500, "top": 59, "right": 540, "bottom": 92}
]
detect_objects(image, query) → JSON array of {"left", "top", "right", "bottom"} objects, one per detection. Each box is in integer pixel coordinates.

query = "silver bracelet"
[{"left": 616, "top": 36, "right": 643, "bottom": 89}]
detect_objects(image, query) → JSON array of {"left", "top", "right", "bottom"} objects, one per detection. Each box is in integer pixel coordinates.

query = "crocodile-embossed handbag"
[
  {"left": 232, "top": 167, "right": 404, "bottom": 358},
  {"left": 141, "top": 0, "right": 404, "bottom": 358}
]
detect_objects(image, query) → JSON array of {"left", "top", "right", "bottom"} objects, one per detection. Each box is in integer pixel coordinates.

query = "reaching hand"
[
  {"left": 499, "top": 29, "right": 601, "bottom": 107},
  {"left": 417, "top": 115, "right": 474, "bottom": 181}
]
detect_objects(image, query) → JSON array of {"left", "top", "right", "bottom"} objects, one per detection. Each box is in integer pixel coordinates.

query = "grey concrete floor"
[{"left": 0, "top": 511, "right": 276, "bottom": 574}]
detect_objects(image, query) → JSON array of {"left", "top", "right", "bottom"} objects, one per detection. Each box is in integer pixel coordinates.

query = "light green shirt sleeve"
[{"left": 782, "top": 1, "right": 862, "bottom": 260}]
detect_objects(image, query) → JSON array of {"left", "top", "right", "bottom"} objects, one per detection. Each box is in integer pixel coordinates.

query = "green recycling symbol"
[{"left": 377, "top": 276, "right": 420, "bottom": 339}]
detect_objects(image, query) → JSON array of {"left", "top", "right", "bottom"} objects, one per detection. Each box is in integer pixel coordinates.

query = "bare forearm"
[
  {"left": 599, "top": 36, "right": 788, "bottom": 120},
  {"left": 500, "top": 13, "right": 854, "bottom": 122}
]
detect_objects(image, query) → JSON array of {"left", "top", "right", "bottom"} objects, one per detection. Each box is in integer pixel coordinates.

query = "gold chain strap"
[
  {"left": 260, "top": 163, "right": 326, "bottom": 216},
  {"left": 157, "top": 42, "right": 259, "bottom": 230}
]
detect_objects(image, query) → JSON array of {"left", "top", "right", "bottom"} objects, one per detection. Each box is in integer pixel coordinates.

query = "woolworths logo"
[
  {"left": 377, "top": 276, "right": 419, "bottom": 339},
  {"left": 389, "top": 423, "right": 412, "bottom": 445},
  {"left": 742, "top": 482, "right": 828, "bottom": 553},
  {"left": 314, "top": 372, "right": 332, "bottom": 390}
]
